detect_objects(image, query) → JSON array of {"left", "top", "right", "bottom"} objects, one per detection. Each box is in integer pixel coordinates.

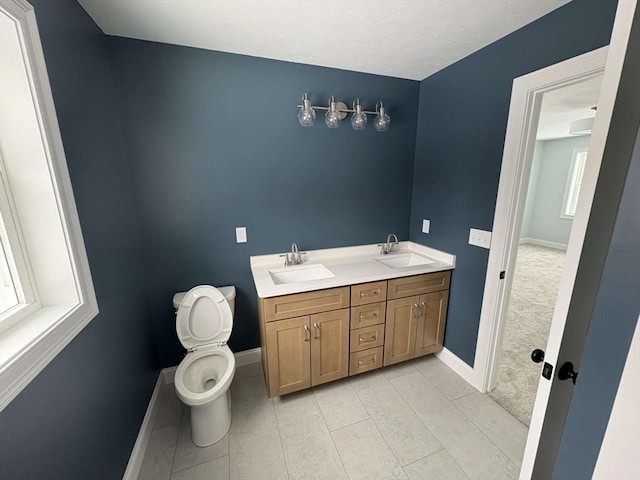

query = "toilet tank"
[{"left": 173, "top": 286, "right": 236, "bottom": 316}]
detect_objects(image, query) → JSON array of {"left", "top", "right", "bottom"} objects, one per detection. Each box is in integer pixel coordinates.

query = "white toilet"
[{"left": 173, "top": 285, "right": 236, "bottom": 447}]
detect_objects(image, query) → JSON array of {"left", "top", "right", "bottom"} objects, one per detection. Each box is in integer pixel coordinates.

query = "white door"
[{"left": 473, "top": 1, "right": 638, "bottom": 478}]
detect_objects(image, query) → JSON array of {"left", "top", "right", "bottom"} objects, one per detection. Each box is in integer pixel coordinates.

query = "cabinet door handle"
[
  {"left": 420, "top": 301, "right": 426, "bottom": 316},
  {"left": 303, "top": 324, "right": 310, "bottom": 342},
  {"left": 413, "top": 303, "right": 419, "bottom": 318},
  {"left": 313, "top": 322, "right": 320, "bottom": 339},
  {"left": 359, "top": 333, "right": 377, "bottom": 344},
  {"left": 360, "top": 289, "right": 379, "bottom": 298},
  {"left": 358, "top": 357, "right": 376, "bottom": 366}
]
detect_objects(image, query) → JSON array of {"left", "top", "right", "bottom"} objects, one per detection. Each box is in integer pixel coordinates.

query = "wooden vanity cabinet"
[
  {"left": 260, "top": 287, "right": 350, "bottom": 397},
  {"left": 384, "top": 273, "right": 451, "bottom": 366},
  {"left": 259, "top": 271, "right": 451, "bottom": 396}
]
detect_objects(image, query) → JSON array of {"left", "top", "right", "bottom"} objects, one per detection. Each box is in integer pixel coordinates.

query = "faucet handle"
[
  {"left": 279, "top": 253, "right": 292, "bottom": 266},
  {"left": 377, "top": 244, "right": 388, "bottom": 255}
]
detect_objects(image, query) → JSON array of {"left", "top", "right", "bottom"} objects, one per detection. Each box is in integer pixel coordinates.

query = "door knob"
[
  {"left": 531, "top": 349, "right": 545, "bottom": 363},
  {"left": 558, "top": 362, "right": 578, "bottom": 384}
]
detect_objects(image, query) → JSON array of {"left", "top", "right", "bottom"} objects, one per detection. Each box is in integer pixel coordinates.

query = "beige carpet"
[{"left": 488, "top": 243, "right": 566, "bottom": 426}]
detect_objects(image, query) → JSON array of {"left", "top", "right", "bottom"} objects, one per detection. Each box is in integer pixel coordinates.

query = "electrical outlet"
[
  {"left": 422, "top": 219, "right": 430, "bottom": 234},
  {"left": 235, "top": 227, "right": 247, "bottom": 243},
  {"left": 469, "top": 228, "right": 491, "bottom": 249}
]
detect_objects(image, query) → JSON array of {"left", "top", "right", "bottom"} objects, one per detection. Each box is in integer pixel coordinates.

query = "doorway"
[{"left": 488, "top": 75, "right": 604, "bottom": 426}]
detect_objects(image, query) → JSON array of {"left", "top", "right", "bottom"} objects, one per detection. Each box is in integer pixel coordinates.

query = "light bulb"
[
  {"left": 351, "top": 99, "right": 367, "bottom": 130},
  {"left": 325, "top": 97, "right": 341, "bottom": 128},
  {"left": 374, "top": 102, "right": 390, "bottom": 132},
  {"left": 298, "top": 94, "right": 315, "bottom": 127}
]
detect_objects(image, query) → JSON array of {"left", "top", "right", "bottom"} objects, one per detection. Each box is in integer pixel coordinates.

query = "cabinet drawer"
[
  {"left": 387, "top": 271, "right": 451, "bottom": 300},
  {"left": 349, "top": 346, "right": 383, "bottom": 376},
  {"left": 350, "top": 324, "right": 385, "bottom": 352},
  {"left": 262, "top": 287, "right": 350, "bottom": 322},
  {"left": 351, "top": 281, "right": 387, "bottom": 306},
  {"left": 351, "top": 302, "right": 385, "bottom": 329}
]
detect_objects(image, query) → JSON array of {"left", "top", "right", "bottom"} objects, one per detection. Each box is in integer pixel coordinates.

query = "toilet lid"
[{"left": 176, "top": 285, "right": 233, "bottom": 351}]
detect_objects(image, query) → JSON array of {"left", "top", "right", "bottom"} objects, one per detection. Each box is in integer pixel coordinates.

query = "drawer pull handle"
[
  {"left": 359, "top": 334, "right": 377, "bottom": 344},
  {"left": 359, "top": 311, "right": 378, "bottom": 320},
  {"left": 359, "top": 289, "right": 379, "bottom": 298},
  {"left": 358, "top": 357, "right": 376, "bottom": 366},
  {"left": 303, "top": 324, "right": 310, "bottom": 342},
  {"left": 313, "top": 322, "right": 320, "bottom": 339}
]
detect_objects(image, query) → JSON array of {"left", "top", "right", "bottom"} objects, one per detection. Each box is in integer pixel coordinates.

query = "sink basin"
[
  {"left": 375, "top": 253, "right": 435, "bottom": 269},
  {"left": 269, "top": 264, "right": 335, "bottom": 285}
]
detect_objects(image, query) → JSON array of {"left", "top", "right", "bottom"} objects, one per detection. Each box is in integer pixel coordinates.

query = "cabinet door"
[
  {"left": 415, "top": 291, "right": 448, "bottom": 358},
  {"left": 384, "top": 296, "right": 419, "bottom": 366},
  {"left": 265, "top": 316, "right": 311, "bottom": 396},
  {"left": 310, "top": 309, "right": 349, "bottom": 386}
]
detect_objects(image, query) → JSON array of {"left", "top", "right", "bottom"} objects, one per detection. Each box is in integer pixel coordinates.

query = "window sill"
[{"left": 0, "top": 302, "right": 98, "bottom": 410}]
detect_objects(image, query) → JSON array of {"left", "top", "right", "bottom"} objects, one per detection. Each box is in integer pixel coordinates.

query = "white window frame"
[
  {"left": 561, "top": 147, "right": 589, "bottom": 219},
  {"left": 0, "top": 152, "right": 40, "bottom": 328},
  {"left": 0, "top": 0, "right": 98, "bottom": 411}
]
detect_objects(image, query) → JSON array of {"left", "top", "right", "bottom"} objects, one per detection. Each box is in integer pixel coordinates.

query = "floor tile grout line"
[
  {"left": 310, "top": 386, "right": 350, "bottom": 479},
  {"left": 168, "top": 406, "right": 185, "bottom": 477},
  {"left": 271, "top": 397, "right": 293, "bottom": 480},
  {"left": 385, "top": 371, "right": 476, "bottom": 478},
  {"left": 350, "top": 373, "right": 410, "bottom": 470},
  {"left": 451, "top": 394, "right": 524, "bottom": 469}
]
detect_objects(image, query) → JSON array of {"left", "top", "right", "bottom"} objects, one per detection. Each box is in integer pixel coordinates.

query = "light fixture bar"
[{"left": 296, "top": 103, "right": 379, "bottom": 115}]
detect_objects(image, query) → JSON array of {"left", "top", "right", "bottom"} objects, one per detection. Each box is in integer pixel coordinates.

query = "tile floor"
[{"left": 138, "top": 356, "right": 527, "bottom": 480}]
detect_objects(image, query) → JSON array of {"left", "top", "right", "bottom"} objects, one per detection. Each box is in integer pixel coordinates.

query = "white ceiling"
[
  {"left": 78, "top": 0, "right": 569, "bottom": 81},
  {"left": 536, "top": 74, "right": 603, "bottom": 140}
]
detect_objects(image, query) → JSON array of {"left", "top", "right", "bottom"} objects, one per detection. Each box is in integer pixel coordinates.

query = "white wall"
[{"left": 521, "top": 135, "right": 591, "bottom": 246}]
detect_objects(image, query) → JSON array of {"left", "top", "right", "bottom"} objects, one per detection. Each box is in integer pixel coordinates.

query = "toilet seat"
[
  {"left": 176, "top": 285, "right": 233, "bottom": 351},
  {"left": 175, "top": 345, "right": 235, "bottom": 406},
  {"left": 175, "top": 285, "right": 235, "bottom": 406}
]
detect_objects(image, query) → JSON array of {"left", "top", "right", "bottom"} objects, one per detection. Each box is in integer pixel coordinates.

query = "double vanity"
[{"left": 250, "top": 240, "right": 456, "bottom": 397}]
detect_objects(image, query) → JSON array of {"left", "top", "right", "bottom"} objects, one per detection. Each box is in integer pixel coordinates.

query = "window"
[
  {"left": 0, "top": 0, "right": 97, "bottom": 411},
  {"left": 562, "top": 148, "right": 588, "bottom": 218}
]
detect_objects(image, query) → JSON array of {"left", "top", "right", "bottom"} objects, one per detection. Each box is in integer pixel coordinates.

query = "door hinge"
[{"left": 499, "top": 271, "right": 506, "bottom": 279}]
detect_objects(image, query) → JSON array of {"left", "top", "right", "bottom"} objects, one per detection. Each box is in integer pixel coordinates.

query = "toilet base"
[{"left": 190, "top": 389, "right": 232, "bottom": 447}]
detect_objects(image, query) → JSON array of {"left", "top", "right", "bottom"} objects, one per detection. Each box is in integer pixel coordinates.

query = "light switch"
[
  {"left": 422, "top": 219, "right": 430, "bottom": 234},
  {"left": 469, "top": 228, "right": 491, "bottom": 249},
  {"left": 236, "top": 227, "right": 247, "bottom": 243}
]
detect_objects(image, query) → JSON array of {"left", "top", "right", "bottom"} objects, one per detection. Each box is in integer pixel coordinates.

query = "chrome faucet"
[
  {"left": 280, "top": 242, "right": 306, "bottom": 266},
  {"left": 378, "top": 233, "right": 399, "bottom": 255}
]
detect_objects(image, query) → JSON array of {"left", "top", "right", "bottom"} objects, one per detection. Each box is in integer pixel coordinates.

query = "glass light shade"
[
  {"left": 298, "top": 98, "right": 315, "bottom": 127},
  {"left": 325, "top": 100, "right": 341, "bottom": 128},
  {"left": 351, "top": 102, "right": 367, "bottom": 130},
  {"left": 374, "top": 105, "right": 390, "bottom": 132}
]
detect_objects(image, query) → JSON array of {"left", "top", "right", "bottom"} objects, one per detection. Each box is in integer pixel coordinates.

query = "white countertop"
[{"left": 250, "top": 241, "right": 456, "bottom": 298}]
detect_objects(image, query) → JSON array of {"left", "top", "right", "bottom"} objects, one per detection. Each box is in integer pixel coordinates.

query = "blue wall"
[
  {"left": 410, "top": 0, "right": 618, "bottom": 366},
  {"left": 0, "top": 1, "right": 157, "bottom": 479},
  {"left": 107, "top": 39, "right": 419, "bottom": 367}
]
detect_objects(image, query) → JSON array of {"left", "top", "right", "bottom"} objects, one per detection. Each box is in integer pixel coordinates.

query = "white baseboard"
[
  {"left": 519, "top": 237, "right": 568, "bottom": 251},
  {"left": 435, "top": 347, "right": 477, "bottom": 389},
  {"left": 124, "top": 347, "right": 263, "bottom": 478},
  {"left": 234, "top": 347, "right": 262, "bottom": 367},
  {"left": 122, "top": 372, "right": 163, "bottom": 480}
]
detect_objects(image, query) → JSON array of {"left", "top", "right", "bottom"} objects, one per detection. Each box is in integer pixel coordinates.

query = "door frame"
[{"left": 473, "top": 46, "right": 608, "bottom": 396}]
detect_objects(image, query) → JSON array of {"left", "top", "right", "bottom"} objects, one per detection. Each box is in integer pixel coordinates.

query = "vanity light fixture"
[
  {"left": 297, "top": 93, "right": 390, "bottom": 131},
  {"left": 297, "top": 93, "right": 316, "bottom": 127}
]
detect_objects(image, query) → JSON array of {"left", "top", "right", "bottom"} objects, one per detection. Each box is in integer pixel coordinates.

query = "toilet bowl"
[{"left": 173, "top": 285, "right": 236, "bottom": 446}]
